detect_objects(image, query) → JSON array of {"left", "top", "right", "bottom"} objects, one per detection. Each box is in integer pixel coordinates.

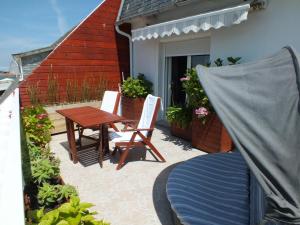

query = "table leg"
[
  {"left": 65, "top": 118, "right": 72, "bottom": 161},
  {"left": 66, "top": 118, "right": 78, "bottom": 163},
  {"left": 98, "top": 124, "right": 103, "bottom": 168}
]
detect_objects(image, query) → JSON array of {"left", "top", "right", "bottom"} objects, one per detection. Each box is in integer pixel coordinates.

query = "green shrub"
[
  {"left": 181, "top": 68, "right": 210, "bottom": 110},
  {"left": 31, "top": 158, "right": 60, "bottom": 185},
  {"left": 37, "top": 184, "right": 78, "bottom": 208},
  {"left": 58, "top": 184, "right": 78, "bottom": 201},
  {"left": 22, "top": 106, "right": 53, "bottom": 147},
  {"left": 166, "top": 106, "right": 192, "bottom": 128},
  {"left": 27, "top": 197, "right": 110, "bottom": 225},
  {"left": 121, "top": 74, "right": 152, "bottom": 98},
  {"left": 37, "top": 183, "right": 60, "bottom": 208}
]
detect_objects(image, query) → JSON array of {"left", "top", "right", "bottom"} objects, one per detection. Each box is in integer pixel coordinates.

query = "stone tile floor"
[{"left": 50, "top": 125, "right": 206, "bottom": 225}]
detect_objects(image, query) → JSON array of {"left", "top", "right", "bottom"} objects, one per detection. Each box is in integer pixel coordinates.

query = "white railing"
[{"left": 0, "top": 88, "right": 25, "bottom": 224}]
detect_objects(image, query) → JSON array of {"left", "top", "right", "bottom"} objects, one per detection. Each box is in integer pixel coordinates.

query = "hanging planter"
[{"left": 192, "top": 113, "right": 233, "bottom": 153}]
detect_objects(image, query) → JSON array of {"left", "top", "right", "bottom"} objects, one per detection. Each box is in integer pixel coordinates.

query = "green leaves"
[
  {"left": 166, "top": 106, "right": 192, "bottom": 128},
  {"left": 22, "top": 106, "right": 53, "bottom": 147},
  {"left": 121, "top": 74, "right": 153, "bottom": 98},
  {"left": 38, "top": 183, "right": 60, "bottom": 207},
  {"left": 182, "top": 68, "right": 210, "bottom": 110},
  {"left": 32, "top": 158, "right": 60, "bottom": 185},
  {"left": 227, "top": 57, "right": 241, "bottom": 65},
  {"left": 27, "top": 197, "right": 110, "bottom": 225}
]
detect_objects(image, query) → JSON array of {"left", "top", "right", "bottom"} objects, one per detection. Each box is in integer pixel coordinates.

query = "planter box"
[
  {"left": 121, "top": 96, "right": 145, "bottom": 120},
  {"left": 45, "top": 101, "right": 101, "bottom": 134},
  {"left": 170, "top": 123, "right": 192, "bottom": 141},
  {"left": 192, "top": 113, "right": 233, "bottom": 153}
]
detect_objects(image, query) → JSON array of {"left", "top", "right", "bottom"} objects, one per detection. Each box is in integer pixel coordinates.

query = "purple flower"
[{"left": 195, "top": 107, "right": 209, "bottom": 118}]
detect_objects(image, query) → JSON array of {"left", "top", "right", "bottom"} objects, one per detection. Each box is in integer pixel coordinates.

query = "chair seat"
[
  {"left": 167, "top": 152, "right": 250, "bottom": 225},
  {"left": 109, "top": 131, "right": 143, "bottom": 143}
]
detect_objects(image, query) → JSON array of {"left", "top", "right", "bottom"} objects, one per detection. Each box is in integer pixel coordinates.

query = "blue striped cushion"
[
  {"left": 250, "top": 171, "right": 266, "bottom": 225},
  {"left": 167, "top": 152, "right": 250, "bottom": 225}
]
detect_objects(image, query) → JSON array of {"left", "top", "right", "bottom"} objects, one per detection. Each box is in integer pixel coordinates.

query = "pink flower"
[
  {"left": 195, "top": 107, "right": 209, "bottom": 118},
  {"left": 180, "top": 76, "right": 190, "bottom": 82},
  {"left": 36, "top": 113, "right": 47, "bottom": 120}
]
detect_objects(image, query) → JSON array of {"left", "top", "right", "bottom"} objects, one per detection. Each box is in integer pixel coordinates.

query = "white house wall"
[
  {"left": 211, "top": 0, "right": 300, "bottom": 62},
  {"left": 133, "top": 39, "right": 160, "bottom": 95}
]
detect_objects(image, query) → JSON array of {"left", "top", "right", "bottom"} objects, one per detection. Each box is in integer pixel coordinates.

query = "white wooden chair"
[{"left": 109, "top": 94, "right": 166, "bottom": 170}]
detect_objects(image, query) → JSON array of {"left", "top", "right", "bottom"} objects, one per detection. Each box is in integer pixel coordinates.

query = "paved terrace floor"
[{"left": 50, "top": 125, "right": 206, "bottom": 225}]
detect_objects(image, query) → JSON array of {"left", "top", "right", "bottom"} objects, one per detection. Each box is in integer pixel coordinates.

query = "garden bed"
[{"left": 21, "top": 105, "right": 109, "bottom": 225}]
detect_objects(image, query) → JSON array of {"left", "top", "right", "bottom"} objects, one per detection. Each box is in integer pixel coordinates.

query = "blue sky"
[{"left": 0, "top": 0, "right": 102, "bottom": 71}]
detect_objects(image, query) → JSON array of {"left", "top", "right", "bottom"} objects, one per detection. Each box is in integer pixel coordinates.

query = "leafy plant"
[
  {"left": 166, "top": 106, "right": 192, "bottom": 128},
  {"left": 37, "top": 184, "right": 77, "bottom": 208},
  {"left": 227, "top": 57, "right": 241, "bottom": 65},
  {"left": 214, "top": 58, "right": 223, "bottom": 67},
  {"left": 26, "top": 82, "right": 41, "bottom": 106},
  {"left": 31, "top": 158, "right": 60, "bottom": 185},
  {"left": 27, "top": 197, "right": 110, "bottom": 225},
  {"left": 181, "top": 68, "right": 210, "bottom": 110},
  {"left": 22, "top": 106, "right": 54, "bottom": 147},
  {"left": 121, "top": 74, "right": 152, "bottom": 98},
  {"left": 58, "top": 184, "right": 78, "bottom": 201},
  {"left": 37, "top": 183, "right": 60, "bottom": 208}
]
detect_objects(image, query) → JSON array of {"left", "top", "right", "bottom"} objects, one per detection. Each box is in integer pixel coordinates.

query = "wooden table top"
[{"left": 56, "top": 106, "right": 123, "bottom": 128}]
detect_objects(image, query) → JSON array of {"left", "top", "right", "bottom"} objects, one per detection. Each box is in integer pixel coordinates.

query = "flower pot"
[
  {"left": 121, "top": 96, "right": 145, "bottom": 120},
  {"left": 192, "top": 113, "right": 233, "bottom": 153},
  {"left": 170, "top": 123, "right": 192, "bottom": 141}
]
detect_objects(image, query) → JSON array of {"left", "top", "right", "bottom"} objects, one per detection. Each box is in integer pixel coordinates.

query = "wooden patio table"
[{"left": 57, "top": 106, "right": 123, "bottom": 167}]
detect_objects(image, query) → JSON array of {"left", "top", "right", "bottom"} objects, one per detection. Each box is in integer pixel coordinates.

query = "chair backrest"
[
  {"left": 137, "top": 94, "right": 161, "bottom": 137},
  {"left": 100, "top": 91, "right": 120, "bottom": 114}
]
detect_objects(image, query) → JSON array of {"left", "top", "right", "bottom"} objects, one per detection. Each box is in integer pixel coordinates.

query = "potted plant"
[
  {"left": 166, "top": 106, "right": 192, "bottom": 141},
  {"left": 121, "top": 74, "right": 153, "bottom": 120},
  {"left": 181, "top": 68, "right": 232, "bottom": 153}
]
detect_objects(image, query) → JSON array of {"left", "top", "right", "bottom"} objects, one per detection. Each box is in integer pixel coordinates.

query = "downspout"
[{"left": 115, "top": 0, "right": 133, "bottom": 78}]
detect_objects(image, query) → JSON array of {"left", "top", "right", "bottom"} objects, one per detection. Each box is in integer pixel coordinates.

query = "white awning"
[{"left": 132, "top": 3, "right": 250, "bottom": 42}]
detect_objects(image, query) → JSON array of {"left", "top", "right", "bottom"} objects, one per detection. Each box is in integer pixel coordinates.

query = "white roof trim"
[{"left": 132, "top": 3, "right": 250, "bottom": 42}]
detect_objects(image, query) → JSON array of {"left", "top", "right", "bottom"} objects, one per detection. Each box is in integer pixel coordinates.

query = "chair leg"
[
  {"left": 143, "top": 138, "right": 166, "bottom": 162},
  {"left": 116, "top": 133, "right": 137, "bottom": 170}
]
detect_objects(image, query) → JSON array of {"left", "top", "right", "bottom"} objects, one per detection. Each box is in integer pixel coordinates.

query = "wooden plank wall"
[{"left": 20, "top": 0, "right": 130, "bottom": 106}]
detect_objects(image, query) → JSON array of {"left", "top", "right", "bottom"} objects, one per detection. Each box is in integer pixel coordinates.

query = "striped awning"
[{"left": 132, "top": 3, "right": 250, "bottom": 42}]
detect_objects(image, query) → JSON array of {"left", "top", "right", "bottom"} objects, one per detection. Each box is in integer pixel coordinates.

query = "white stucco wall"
[
  {"left": 211, "top": 0, "right": 300, "bottom": 62},
  {"left": 133, "top": 39, "right": 160, "bottom": 95}
]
